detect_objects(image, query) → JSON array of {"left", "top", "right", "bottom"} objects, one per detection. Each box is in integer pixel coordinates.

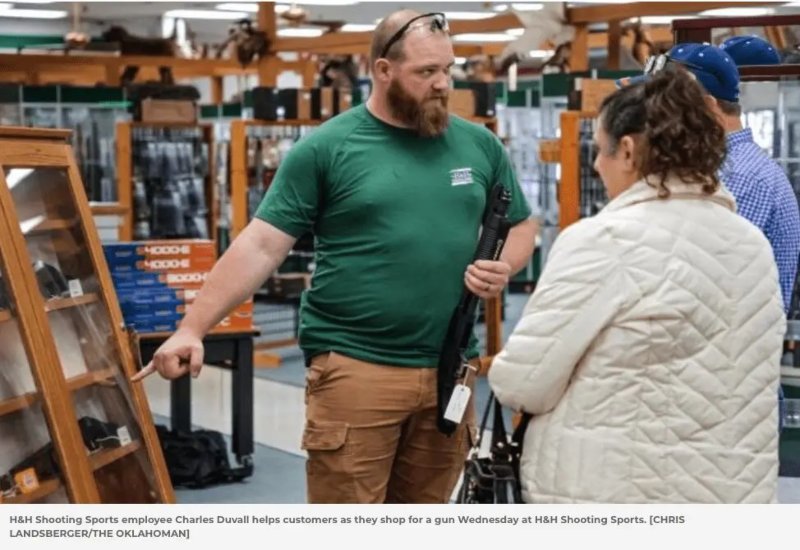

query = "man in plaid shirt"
[{"left": 670, "top": 41, "right": 800, "bottom": 313}]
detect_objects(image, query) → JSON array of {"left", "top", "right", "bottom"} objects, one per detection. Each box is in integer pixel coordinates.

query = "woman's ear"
[{"left": 619, "top": 135, "right": 637, "bottom": 171}]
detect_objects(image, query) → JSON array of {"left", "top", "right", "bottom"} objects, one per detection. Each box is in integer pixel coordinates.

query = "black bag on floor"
[
  {"left": 155, "top": 425, "right": 252, "bottom": 489},
  {"left": 456, "top": 394, "right": 531, "bottom": 504}
]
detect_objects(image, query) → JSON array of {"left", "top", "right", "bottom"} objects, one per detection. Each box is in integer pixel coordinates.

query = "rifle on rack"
[{"left": 437, "top": 183, "right": 512, "bottom": 435}]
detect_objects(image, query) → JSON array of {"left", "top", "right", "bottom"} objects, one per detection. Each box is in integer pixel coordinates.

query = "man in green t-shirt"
[{"left": 135, "top": 9, "right": 536, "bottom": 503}]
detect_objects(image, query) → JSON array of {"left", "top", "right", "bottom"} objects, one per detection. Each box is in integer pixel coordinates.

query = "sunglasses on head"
[
  {"left": 380, "top": 12, "right": 449, "bottom": 59},
  {"left": 643, "top": 53, "right": 705, "bottom": 76}
]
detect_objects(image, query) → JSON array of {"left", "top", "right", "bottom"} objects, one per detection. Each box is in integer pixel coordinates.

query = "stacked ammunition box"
[{"left": 103, "top": 240, "right": 253, "bottom": 334}]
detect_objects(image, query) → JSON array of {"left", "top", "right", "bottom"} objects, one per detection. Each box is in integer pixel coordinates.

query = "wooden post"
[
  {"left": 485, "top": 297, "right": 503, "bottom": 356},
  {"left": 211, "top": 76, "right": 224, "bottom": 104},
  {"left": 104, "top": 61, "right": 120, "bottom": 86},
  {"left": 559, "top": 111, "right": 581, "bottom": 230},
  {"left": 569, "top": 24, "right": 590, "bottom": 72},
  {"left": 258, "top": 2, "right": 280, "bottom": 87},
  {"left": 302, "top": 57, "right": 318, "bottom": 88},
  {"left": 230, "top": 120, "right": 248, "bottom": 240},
  {"left": 608, "top": 20, "right": 622, "bottom": 70},
  {"left": 116, "top": 121, "right": 133, "bottom": 241}
]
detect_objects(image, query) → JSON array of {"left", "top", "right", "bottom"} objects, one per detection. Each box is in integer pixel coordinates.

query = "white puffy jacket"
[{"left": 489, "top": 176, "right": 785, "bottom": 503}]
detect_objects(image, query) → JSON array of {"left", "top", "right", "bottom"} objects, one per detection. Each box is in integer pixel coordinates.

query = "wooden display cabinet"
[{"left": 0, "top": 127, "right": 173, "bottom": 504}]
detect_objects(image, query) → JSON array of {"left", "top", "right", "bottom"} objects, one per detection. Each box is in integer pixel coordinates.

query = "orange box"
[
  {"left": 137, "top": 240, "right": 216, "bottom": 258},
  {"left": 211, "top": 301, "right": 254, "bottom": 332},
  {"left": 158, "top": 271, "right": 210, "bottom": 288},
  {"left": 14, "top": 468, "right": 39, "bottom": 494},
  {"left": 140, "top": 99, "right": 197, "bottom": 124},
  {"left": 134, "top": 256, "right": 216, "bottom": 272}
]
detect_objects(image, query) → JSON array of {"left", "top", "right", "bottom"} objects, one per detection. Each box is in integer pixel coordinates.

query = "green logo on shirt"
[{"left": 450, "top": 168, "right": 474, "bottom": 186}]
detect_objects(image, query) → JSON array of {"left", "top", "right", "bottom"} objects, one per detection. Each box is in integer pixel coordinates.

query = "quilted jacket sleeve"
[{"left": 489, "top": 219, "right": 637, "bottom": 414}]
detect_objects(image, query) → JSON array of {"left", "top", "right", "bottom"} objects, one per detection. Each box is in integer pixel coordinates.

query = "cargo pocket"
[{"left": 302, "top": 420, "right": 356, "bottom": 503}]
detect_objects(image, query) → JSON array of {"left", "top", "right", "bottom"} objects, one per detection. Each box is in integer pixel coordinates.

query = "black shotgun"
[{"left": 437, "top": 183, "right": 512, "bottom": 435}]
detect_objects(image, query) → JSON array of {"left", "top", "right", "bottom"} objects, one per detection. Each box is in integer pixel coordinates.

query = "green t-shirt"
[{"left": 255, "top": 104, "right": 531, "bottom": 367}]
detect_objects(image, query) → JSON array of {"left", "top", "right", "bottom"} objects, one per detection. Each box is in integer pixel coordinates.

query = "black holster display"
[{"left": 131, "top": 127, "right": 210, "bottom": 239}]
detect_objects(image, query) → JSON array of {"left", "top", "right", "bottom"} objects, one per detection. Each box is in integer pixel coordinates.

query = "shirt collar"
[
  {"left": 726, "top": 127, "right": 754, "bottom": 149},
  {"left": 602, "top": 175, "right": 736, "bottom": 214}
]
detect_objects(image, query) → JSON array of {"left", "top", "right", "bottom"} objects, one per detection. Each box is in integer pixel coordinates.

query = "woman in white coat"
[{"left": 489, "top": 70, "right": 785, "bottom": 503}]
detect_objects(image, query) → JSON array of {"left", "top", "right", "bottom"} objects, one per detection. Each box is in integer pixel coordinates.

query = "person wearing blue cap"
[
  {"left": 721, "top": 35, "right": 782, "bottom": 66},
  {"left": 665, "top": 42, "right": 800, "bottom": 315}
]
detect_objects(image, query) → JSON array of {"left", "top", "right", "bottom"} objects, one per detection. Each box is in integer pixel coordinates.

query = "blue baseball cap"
[
  {"left": 668, "top": 43, "right": 740, "bottom": 102},
  {"left": 720, "top": 35, "right": 781, "bottom": 66}
]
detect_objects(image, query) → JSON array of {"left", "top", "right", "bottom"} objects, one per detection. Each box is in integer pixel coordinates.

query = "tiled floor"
[{"left": 140, "top": 293, "right": 800, "bottom": 504}]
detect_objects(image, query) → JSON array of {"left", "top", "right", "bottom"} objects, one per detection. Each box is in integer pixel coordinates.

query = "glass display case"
[{"left": 0, "top": 127, "right": 173, "bottom": 504}]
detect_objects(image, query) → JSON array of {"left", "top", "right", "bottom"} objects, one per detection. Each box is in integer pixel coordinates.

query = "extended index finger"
[{"left": 131, "top": 362, "right": 156, "bottom": 382}]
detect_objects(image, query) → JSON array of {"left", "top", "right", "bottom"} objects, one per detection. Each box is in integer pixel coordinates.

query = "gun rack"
[{"left": 116, "top": 121, "right": 216, "bottom": 245}]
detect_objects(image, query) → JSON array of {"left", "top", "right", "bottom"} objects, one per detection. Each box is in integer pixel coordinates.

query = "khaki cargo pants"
[{"left": 302, "top": 351, "right": 476, "bottom": 504}]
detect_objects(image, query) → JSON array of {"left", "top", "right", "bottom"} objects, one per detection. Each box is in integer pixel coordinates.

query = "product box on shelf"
[
  {"left": 104, "top": 239, "right": 253, "bottom": 335},
  {"left": 103, "top": 240, "right": 216, "bottom": 265}
]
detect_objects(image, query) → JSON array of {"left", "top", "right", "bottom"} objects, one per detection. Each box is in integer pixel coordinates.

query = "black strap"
[{"left": 475, "top": 392, "right": 532, "bottom": 451}]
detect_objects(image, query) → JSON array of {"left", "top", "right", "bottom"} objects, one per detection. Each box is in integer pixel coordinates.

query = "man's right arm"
[{"left": 132, "top": 219, "right": 296, "bottom": 381}]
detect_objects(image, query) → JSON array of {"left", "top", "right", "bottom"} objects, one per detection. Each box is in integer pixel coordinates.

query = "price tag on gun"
[
  {"left": 436, "top": 183, "right": 512, "bottom": 435},
  {"left": 443, "top": 363, "right": 477, "bottom": 424}
]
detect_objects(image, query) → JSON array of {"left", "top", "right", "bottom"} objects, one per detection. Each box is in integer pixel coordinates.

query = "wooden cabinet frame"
[{"left": 0, "top": 127, "right": 173, "bottom": 503}]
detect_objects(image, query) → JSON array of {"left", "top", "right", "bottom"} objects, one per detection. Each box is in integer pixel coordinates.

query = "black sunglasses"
[
  {"left": 379, "top": 12, "right": 449, "bottom": 59},
  {"left": 644, "top": 54, "right": 705, "bottom": 76}
]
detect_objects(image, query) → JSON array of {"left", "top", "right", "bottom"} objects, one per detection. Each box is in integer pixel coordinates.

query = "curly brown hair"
[{"left": 598, "top": 70, "right": 726, "bottom": 197}]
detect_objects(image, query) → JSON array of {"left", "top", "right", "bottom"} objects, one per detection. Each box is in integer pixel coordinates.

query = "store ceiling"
[{"left": 1, "top": 2, "right": 799, "bottom": 44}]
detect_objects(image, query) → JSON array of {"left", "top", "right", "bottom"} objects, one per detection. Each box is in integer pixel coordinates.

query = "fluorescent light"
[
  {"left": 5, "top": 169, "right": 33, "bottom": 190},
  {"left": 529, "top": 49, "right": 555, "bottom": 58},
  {"left": 631, "top": 15, "right": 697, "bottom": 25},
  {"left": 700, "top": 7, "right": 775, "bottom": 17},
  {"left": 511, "top": 3, "right": 543, "bottom": 11},
  {"left": 782, "top": 1, "right": 800, "bottom": 5},
  {"left": 453, "top": 33, "right": 516, "bottom": 43},
  {"left": 216, "top": 3, "right": 259, "bottom": 12},
  {"left": 0, "top": 3, "right": 13, "bottom": 10},
  {"left": 10, "top": 0, "right": 57, "bottom": 3},
  {"left": 164, "top": 9, "right": 247, "bottom": 20},
  {"left": 493, "top": 4, "right": 509, "bottom": 11},
  {"left": 341, "top": 23, "right": 375, "bottom": 32},
  {"left": 277, "top": 27, "right": 324, "bottom": 37},
  {"left": 454, "top": 57, "right": 467, "bottom": 64},
  {"left": 294, "top": 0, "right": 358, "bottom": 4},
  {"left": 443, "top": 12, "right": 495, "bottom": 20},
  {"left": 0, "top": 8, "right": 67, "bottom": 18},
  {"left": 507, "top": 27, "right": 525, "bottom": 37}
]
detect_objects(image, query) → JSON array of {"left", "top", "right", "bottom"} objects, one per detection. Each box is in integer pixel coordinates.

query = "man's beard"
[{"left": 387, "top": 78, "right": 450, "bottom": 138}]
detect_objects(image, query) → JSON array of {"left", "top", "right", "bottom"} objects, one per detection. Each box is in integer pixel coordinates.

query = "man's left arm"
[
  {"left": 464, "top": 218, "right": 537, "bottom": 299},
  {"left": 464, "top": 134, "right": 536, "bottom": 300}
]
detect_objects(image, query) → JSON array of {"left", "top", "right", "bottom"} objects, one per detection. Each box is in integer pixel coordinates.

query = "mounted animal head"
[
  {"left": 319, "top": 55, "right": 358, "bottom": 88},
  {"left": 221, "top": 18, "right": 270, "bottom": 67},
  {"left": 497, "top": 3, "right": 575, "bottom": 73}
]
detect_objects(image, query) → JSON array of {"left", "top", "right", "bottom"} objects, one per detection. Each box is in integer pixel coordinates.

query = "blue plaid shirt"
[{"left": 722, "top": 128, "right": 800, "bottom": 312}]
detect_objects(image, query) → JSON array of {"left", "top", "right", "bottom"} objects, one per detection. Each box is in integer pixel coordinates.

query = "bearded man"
[{"left": 134, "top": 10, "right": 536, "bottom": 503}]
